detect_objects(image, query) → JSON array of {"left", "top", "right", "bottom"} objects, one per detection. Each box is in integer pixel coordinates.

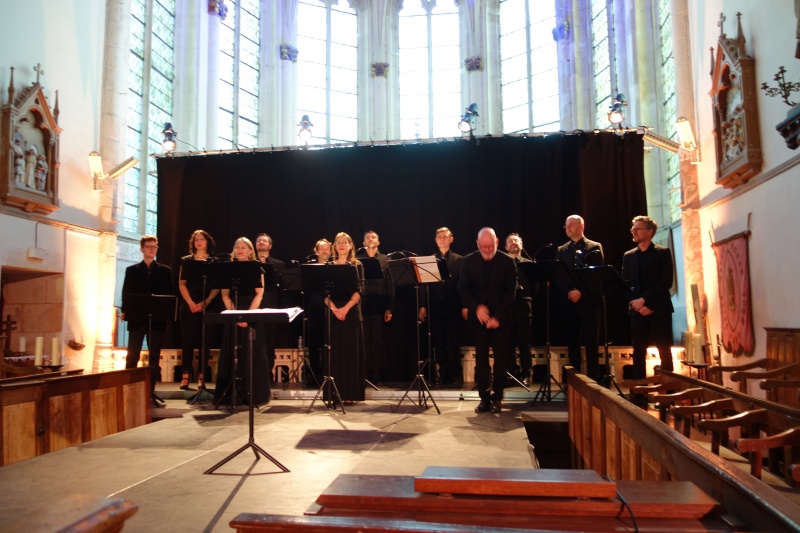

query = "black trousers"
[
  {"left": 126, "top": 325, "right": 164, "bottom": 392},
  {"left": 510, "top": 297, "right": 533, "bottom": 375},
  {"left": 472, "top": 326, "right": 512, "bottom": 402},
  {"left": 629, "top": 311, "right": 673, "bottom": 379},
  {"left": 562, "top": 298, "right": 600, "bottom": 382}
]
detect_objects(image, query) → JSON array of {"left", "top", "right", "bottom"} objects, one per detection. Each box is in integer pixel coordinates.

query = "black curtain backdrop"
[{"left": 157, "top": 132, "right": 645, "bottom": 349}]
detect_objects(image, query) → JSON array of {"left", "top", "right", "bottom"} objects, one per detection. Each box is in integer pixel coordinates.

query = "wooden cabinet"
[
  {"left": 765, "top": 328, "right": 800, "bottom": 408},
  {"left": 0, "top": 368, "right": 151, "bottom": 466}
]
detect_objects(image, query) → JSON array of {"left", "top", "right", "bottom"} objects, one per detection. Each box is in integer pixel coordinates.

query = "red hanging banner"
[{"left": 712, "top": 231, "right": 754, "bottom": 355}]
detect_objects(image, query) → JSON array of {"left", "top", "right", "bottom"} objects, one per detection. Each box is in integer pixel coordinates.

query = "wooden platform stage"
[{"left": 0, "top": 381, "right": 555, "bottom": 533}]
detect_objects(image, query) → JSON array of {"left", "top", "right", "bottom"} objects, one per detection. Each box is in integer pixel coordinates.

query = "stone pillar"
[
  {"left": 671, "top": 0, "right": 705, "bottom": 332},
  {"left": 94, "top": 0, "right": 133, "bottom": 373}
]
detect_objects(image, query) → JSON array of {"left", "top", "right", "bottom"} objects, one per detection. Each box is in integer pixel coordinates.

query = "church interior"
[{"left": 2, "top": 0, "right": 800, "bottom": 531}]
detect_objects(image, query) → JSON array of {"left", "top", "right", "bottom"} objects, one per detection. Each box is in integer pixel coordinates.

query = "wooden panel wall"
[
  {"left": 766, "top": 328, "right": 800, "bottom": 407},
  {"left": 0, "top": 369, "right": 150, "bottom": 466}
]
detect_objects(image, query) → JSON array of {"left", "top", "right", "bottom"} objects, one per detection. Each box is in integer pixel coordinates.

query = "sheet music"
[
  {"left": 221, "top": 307, "right": 304, "bottom": 322},
  {"left": 411, "top": 255, "right": 442, "bottom": 283}
]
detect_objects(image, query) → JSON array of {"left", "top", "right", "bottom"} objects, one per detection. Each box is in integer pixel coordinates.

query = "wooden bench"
[
  {"left": 736, "top": 426, "right": 800, "bottom": 485},
  {"left": 7, "top": 494, "right": 137, "bottom": 532},
  {"left": 706, "top": 357, "right": 770, "bottom": 387},
  {"left": 730, "top": 362, "right": 800, "bottom": 395}
]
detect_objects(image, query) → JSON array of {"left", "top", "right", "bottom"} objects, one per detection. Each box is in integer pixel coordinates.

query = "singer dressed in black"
[
  {"left": 325, "top": 232, "right": 365, "bottom": 404},
  {"left": 556, "top": 215, "right": 604, "bottom": 382},
  {"left": 504, "top": 233, "right": 537, "bottom": 386},
  {"left": 178, "top": 229, "right": 220, "bottom": 389},
  {"left": 215, "top": 237, "right": 271, "bottom": 406},
  {"left": 622, "top": 215, "right": 674, "bottom": 380},
  {"left": 458, "top": 228, "right": 516, "bottom": 414},
  {"left": 303, "top": 238, "right": 332, "bottom": 384}
]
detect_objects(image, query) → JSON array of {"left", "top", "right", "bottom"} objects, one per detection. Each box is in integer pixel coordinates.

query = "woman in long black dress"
[
  {"left": 215, "top": 237, "right": 271, "bottom": 406},
  {"left": 324, "top": 232, "right": 364, "bottom": 404},
  {"left": 178, "top": 229, "right": 219, "bottom": 389}
]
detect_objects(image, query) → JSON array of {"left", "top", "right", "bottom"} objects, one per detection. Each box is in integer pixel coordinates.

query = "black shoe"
[
  {"left": 475, "top": 400, "right": 492, "bottom": 413},
  {"left": 492, "top": 400, "right": 502, "bottom": 413}
]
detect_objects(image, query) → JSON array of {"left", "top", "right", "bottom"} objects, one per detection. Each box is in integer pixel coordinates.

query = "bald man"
[
  {"left": 458, "top": 228, "right": 517, "bottom": 413},
  {"left": 556, "top": 215, "right": 604, "bottom": 382}
]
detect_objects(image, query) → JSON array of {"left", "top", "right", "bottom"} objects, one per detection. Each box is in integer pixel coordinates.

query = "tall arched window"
[
  {"left": 218, "top": 0, "right": 261, "bottom": 149},
  {"left": 500, "top": 0, "right": 560, "bottom": 133},
  {"left": 399, "top": 1, "right": 460, "bottom": 140},
  {"left": 296, "top": 0, "right": 357, "bottom": 145},
  {"left": 591, "top": 0, "right": 615, "bottom": 128},
  {"left": 657, "top": 0, "right": 681, "bottom": 223},
  {"left": 125, "top": 0, "right": 175, "bottom": 236}
]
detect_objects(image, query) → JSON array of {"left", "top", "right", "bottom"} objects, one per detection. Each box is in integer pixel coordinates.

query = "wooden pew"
[
  {"left": 730, "top": 362, "right": 800, "bottom": 395},
  {"left": 761, "top": 378, "right": 800, "bottom": 404},
  {"left": 706, "top": 357, "right": 770, "bottom": 387},
  {"left": 736, "top": 426, "right": 800, "bottom": 485}
]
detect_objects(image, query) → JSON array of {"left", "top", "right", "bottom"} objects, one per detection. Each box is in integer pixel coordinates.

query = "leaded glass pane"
[
  {"left": 500, "top": 0, "right": 525, "bottom": 34},
  {"left": 501, "top": 29, "right": 528, "bottom": 57},
  {"left": 503, "top": 54, "right": 528, "bottom": 84},
  {"left": 331, "top": 8, "right": 356, "bottom": 45},
  {"left": 503, "top": 103, "right": 529, "bottom": 134},
  {"left": 297, "top": 61, "right": 326, "bottom": 88},
  {"left": 330, "top": 43, "right": 357, "bottom": 70},
  {"left": 297, "top": 85, "right": 327, "bottom": 114},
  {"left": 330, "top": 116, "right": 357, "bottom": 143},
  {"left": 297, "top": 36, "right": 327, "bottom": 65},
  {"left": 330, "top": 66, "right": 357, "bottom": 94},
  {"left": 503, "top": 78, "right": 528, "bottom": 109}
]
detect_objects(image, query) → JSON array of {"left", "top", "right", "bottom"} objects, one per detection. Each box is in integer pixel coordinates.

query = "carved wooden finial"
[
  {"left": 717, "top": 12, "right": 726, "bottom": 36},
  {"left": 34, "top": 63, "right": 44, "bottom": 85},
  {"left": 736, "top": 12, "right": 746, "bottom": 48},
  {"left": 7, "top": 66, "right": 14, "bottom": 104},
  {"left": 54, "top": 90, "right": 60, "bottom": 123}
]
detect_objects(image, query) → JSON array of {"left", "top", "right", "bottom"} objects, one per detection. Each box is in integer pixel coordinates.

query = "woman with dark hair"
[
  {"left": 323, "top": 232, "right": 364, "bottom": 405},
  {"left": 178, "top": 229, "right": 219, "bottom": 389},
  {"left": 215, "top": 237, "right": 271, "bottom": 406}
]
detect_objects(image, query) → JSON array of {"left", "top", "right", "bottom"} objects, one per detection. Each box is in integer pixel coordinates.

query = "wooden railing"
[{"left": 567, "top": 369, "right": 800, "bottom": 531}]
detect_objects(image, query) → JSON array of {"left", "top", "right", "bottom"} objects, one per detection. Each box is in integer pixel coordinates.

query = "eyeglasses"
[
  {"left": 630, "top": 227, "right": 649, "bottom": 233},
  {"left": 143, "top": 245, "right": 159, "bottom": 249},
  {"left": 334, "top": 240, "right": 349, "bottom": 246}
]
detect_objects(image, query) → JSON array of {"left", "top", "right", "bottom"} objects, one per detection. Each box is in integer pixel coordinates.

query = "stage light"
[
  {"left": 675, "top": 117, "right": 699, "bottom": 162},
  {"left": 162, "top": 123, "right": 177, "bottom": 152},
  {"left": 607, "top": 94, "right": 627, "bottom": 126},
  {"left": 298, "top": 115, "right": 313, "bottom": 144},
  {"left": 90, "top": 152, "right": 138, "bottom": 190},
  {"left": 458, "top": 103, "right": 479, "bottom": 133}
]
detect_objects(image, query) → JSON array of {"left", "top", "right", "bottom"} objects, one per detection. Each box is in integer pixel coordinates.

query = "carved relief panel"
[
  {"left": 709, "top": 13, "right": 762, "bottom": 189},
  {"left": 1, "top": 66, "right": 61, "bottom": 214}
]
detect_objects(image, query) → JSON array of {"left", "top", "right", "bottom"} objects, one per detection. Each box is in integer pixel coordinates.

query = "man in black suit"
[
  {"left": 556, "top": 215, "right": 604, "bottom": 381},
  {"left": 504, "top": 233, "right": 536, "bottom": 386},
  {"left": 121, "top": 235, "right": 175, "bottom": 393},
  {"left": 458, "top": 227, "right": 516, "bottom": 413},
  {"left": 621, "top": 215, "right": 674, "bottom": 380},
  {"left": 419, "top": 227, "right": 463, "bottom": 385}
]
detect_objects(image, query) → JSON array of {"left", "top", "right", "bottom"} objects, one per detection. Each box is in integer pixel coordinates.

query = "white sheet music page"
[
  {"left": 221, "top": 307, "right": 304, "bottom": 322},
  {"left": 410, "top": 256, "right": 442, "bottom": 283}
]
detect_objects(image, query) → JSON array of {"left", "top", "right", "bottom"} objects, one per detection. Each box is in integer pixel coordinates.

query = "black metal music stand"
[
  {"left": 203, "top": 309, "right": 293, "bottom": 475},
  {"left": 301, "top": 263, "right": 359, "bottom": 414},
  {"left": 358, "top": 256, "right": 392, "bottom": 391},
  {"left": 123, "top": 293, "right": 177, "bottom": 407},
  {"left": 519, "top": 260, "right": 574, "bottom": 405},
  {"left": 388, "top": 257, "right": 441, "bottom": 414},
  {"left": 208, "top": 260, "right": 263, "bottom": 411},
  {"left": 279, "top": 264, "right": 316, "bottom": 389},
  {"left": 573, "top": 265, "right": 628, "bottom": 396},
  {"left": 180, "top": 258, "right": 216, "bottom": 403}
]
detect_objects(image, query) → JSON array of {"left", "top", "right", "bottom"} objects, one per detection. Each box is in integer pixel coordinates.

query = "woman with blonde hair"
[
  {"left": 322, "top": 232, "right": 365, "bottom": 405},
  {"left": 215, "top": 237, "right": 271, "bottom": 406}
]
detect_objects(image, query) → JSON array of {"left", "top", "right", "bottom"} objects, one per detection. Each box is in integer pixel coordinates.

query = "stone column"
[{"left": 94, "top": 0, "right": 133, "bottom": 373}]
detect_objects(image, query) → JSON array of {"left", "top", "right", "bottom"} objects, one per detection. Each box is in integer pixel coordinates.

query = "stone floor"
[{"left": 0, "top": 380, "right": 567, "bottom": 533}]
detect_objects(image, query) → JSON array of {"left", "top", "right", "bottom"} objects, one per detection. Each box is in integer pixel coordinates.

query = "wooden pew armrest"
[
  {"left": 735, "top": 427, "right": 800, "bottom": 454},
  {"left": 731, "top": 362, "right": 800, "bottom": 383},
  {"left": 707, "top": 358, "right": 770, "bottom": 377},
  {"left": 673, "top": 398, "right": 734, "bottom": 416},
  {"left": 650, "top": 387, "right": 705, "bottom": 405},
  {"left": 760, "top": 378, "right": 800, "bottom": 392},
  {"left": 698, "top": 409, "right": 768, "bottom": 432}
]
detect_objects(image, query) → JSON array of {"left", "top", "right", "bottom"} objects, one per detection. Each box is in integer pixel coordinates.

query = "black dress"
[
  {"left": 215, "top": 279, "right": 271, "bottom": 406},
  {"left": 179, "top": 255, "right": 217, "bottom": 380},
  {"left": 324, "top": 262, "right": 364, "bottom": 404}
]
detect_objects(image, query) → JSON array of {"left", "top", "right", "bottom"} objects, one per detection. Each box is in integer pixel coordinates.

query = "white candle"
[
  {"left": 19, "top": 336, "right": 25, "bottom": 353},
  {"left": 34, "top": 337, "right": 44, "bottom": 366},
  {"left": 683, "top": 331, "right": 693, "bottom": 363},
  {"left": 52, "top": 337, "right": 59, "bottom": 364},
  {"left": 693, "top": 334, "right": 704, "bottom": 364}
]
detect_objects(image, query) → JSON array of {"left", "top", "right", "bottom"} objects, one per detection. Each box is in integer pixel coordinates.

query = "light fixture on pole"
[
  {"left": 162, "top": 123, "right": 177, "bottom": 152},
  {"left": 458, "top": 103, "right": 479, "bottom": 134},
  {"left": 607, "top": 93, "right": 627, "bottom": 126},
  {"left": 675, "top": 117, "right": 700, "bottom": 163},
  {"left": 298, "top": 115, "right": 313, "bottom": 145},
  {"left": 90, "top": 152, "right": 138, "bottom": 190}
]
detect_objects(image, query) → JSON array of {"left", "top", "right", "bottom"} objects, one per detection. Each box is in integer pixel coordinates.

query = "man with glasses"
[
  {"left": 121, "top": 235, "right": 175, "bottom": 393},
  {"left": 622, "top": 215, "right": 674, "bottom": 381}
]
